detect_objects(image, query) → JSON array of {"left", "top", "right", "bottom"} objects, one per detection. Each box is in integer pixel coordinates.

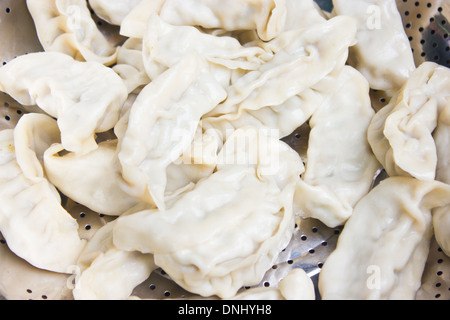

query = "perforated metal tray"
[{"left": 0, "top": 0, "right": 449, "bottom": 300}]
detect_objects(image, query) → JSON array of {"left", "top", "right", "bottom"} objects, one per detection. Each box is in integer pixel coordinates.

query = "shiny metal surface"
[{"left": 0, "top": 0, "right": 449, "bottom": 300}]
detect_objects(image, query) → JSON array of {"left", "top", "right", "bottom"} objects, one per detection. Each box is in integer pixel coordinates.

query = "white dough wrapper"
[
  {"left": 26, "top": 0, "right": 119, "bottom": 66},
  {"left": 332, "top": 0, "right": 416, "bottom": 92},
  {"left": 114, "top": 127, "right": 304, "bottom": 298},
  {"left": 319, "top": 177, "right": 450, "bottom": 300},
  {"left": 294, "top": 66, "right": 381, "bottom": 228},
  {"left": 0, "top": 52, "right": 128, "bottom": 155},
  {"left": 368, "top": 62, "right": 450, "bottom": 181},
  {"left": 0, "top": 126, "right": 85, "bottom": 274}
]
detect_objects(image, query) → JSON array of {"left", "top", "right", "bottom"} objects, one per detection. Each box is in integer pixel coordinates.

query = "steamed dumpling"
[
  {"left": 0, "top": 52, "right": 128, "bottom": 155},
  {"left": 368, "top": 62, "right": 450, "bottom": 181},
  {"left": 27, "top": 0, "right": 119, "bottom": 66},
  {"left": 332, "top": 0, "right": 416, "bottom": 92},
  {"left": 319, "top": 177, "right": 450, "bottom": 300},
  {"left": 0, "top": 120, "right": 85, "bottom": 273}
]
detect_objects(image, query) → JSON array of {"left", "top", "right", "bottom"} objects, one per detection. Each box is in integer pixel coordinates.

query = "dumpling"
[
  {"left": 159, "top": 0, "right": 287, "bottom": 41},
  {"left": 332, "top": 0, "right": 416, "bottom": 92},
  {"left": 206, "top": 16, "right": 357, "bottom": 117},
  {"left": 26, "top": 0, "right": 119, "bottom": 66},
  {"left": 201, "top": 16, "right": 359, "bottom": 142},
  {"left": 368, "top": 62, "right": 450, "bottom": 181},
  {"left": 73, "top": 220, "right": 156, "bottom": 300},
  {"left": 118, "top": 52, "right": 227, "bottom": 210},
  {"left": 142, "top": 14, "right": 270, "bottom": 82},
  {"left": 0, "top": 52, "right": 128, "bottom": 155},
  {"left": 88, "top": 0, "right": 144, "bottom": 26},
  {"left": 293, "top": 66, "right": 381, "bottom": 228},
  {"left": 0, "top": 121, "right": 85, "bottom": 274},
  {"left": 432, "top": 105, "right": 450, "bottom": 257},
  {"left": 113, "top": 127, "right": 304, "bottom": 298},
  {"left": 318, "top": 177, "right": 450, "bottom": 300},
  {"left": 44, "top": 139, "right": 141, "bottom": 216}
]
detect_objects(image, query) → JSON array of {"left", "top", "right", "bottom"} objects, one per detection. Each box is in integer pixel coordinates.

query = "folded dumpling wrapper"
[
  {"left": 0, "top": 52, "right": 128, "bottom": 155},
  {"left": 332, "top": 0, "right": 416, "bottom": 92},
  {"left": 206, "top": 15, "right": 357, "bottom": 117},
  {"left": 368, "top": 62, "right": 450, "bottom": 181},
  {"left": 121, "top": 0, "right": 286, "bottom": 41},
  {"left": 142, "top": 14, "right": 270, "bottom": 82},
  {"left": 294, "top": 66, "right": 381, "bottom": 228},
  {"left": 0, "top": 117, "right": 85, "bottom": 273},
  {"left": 319, "top": 177, "right": 450, "bottom": 300},
  {"left": 27, "top": 0, "right": 119, "bottom": 66}
]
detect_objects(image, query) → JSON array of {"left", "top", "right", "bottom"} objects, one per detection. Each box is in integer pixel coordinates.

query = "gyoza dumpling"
[
  {"left": 318, "top": 177, "right": 450, "bottom": 300},
  {"left": 89, "top": 0, "right": 144, "bottom": 25},
  {"left": 113, "top": 127, "right": 304, "bottom": 298},
  {"left": 26, "top": 0, "right": 119, "bottom": 66},
  {"left": 332, "top": 0, "right": 416, "bottom": 92},
  {"left": 294, "top": 66, "right": 381, "bottom": 228},
  {"left": 206, "top": 16, "right": 357, "bottom": 117},
  {"left": 0, "top": 117, "right": 85, "bottom": 273},
  {"left": 432, "top": 105, "right": 450, "bottom": 257},
  {"left": 142, "top": 14, "right": 270, "bottom": 82},
  {"left": 0, "top": 52, "right": 128, "bottom": 155},
  {"left": 73, "top": 220, "right": 156, "bottom": 300},
  {"left": 118, "top": 52, "right": 227, "bottom": 210},
  {"left": 201, "top": 15, "right": 358, "bottom": 142},
  {"left": 44, "top": 139, "right": 141, "bottom": 216},
  {"left": 159, "top": 0, "right": 287, "bottom": 41},
  {"left": 368, "top": 62, "right": 450, "bottom": 181}
]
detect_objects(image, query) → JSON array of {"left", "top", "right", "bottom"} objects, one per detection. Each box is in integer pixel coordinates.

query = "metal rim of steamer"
[{"left": 0, "top": 0, "right": 449, "bottom": 300}]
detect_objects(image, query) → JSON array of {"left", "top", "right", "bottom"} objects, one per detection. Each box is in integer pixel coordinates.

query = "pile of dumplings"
[{"left": 0, "top": 0, "right": 449, "bottom": 300}]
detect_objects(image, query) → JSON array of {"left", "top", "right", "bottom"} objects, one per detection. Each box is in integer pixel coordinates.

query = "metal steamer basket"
[{"left": 0, "top": 0, "right": 449, "bottom": 300}]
